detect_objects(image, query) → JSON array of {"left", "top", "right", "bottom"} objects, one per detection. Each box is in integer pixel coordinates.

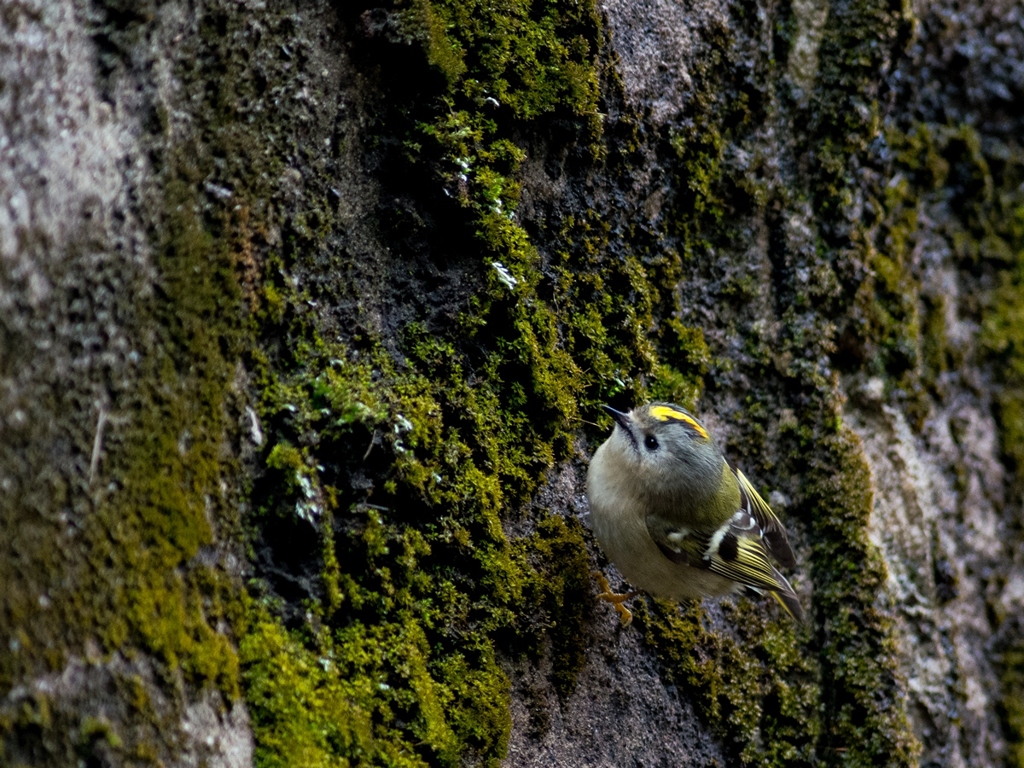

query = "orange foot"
[{"left": 593, "top": 572, "right": 639, "bottom": 627}]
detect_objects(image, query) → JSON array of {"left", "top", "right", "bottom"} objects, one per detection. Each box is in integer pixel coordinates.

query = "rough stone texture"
[
  {"left": 506, "top": 631, "right": 726, "bottom": 768},
  {"left": 600, "top": 0, "right": 719, "bottom": 127},
  {"left": 2, "top": 0, "right": 1023, "bottom": 766},
  {"left": 0, "top": 0, "right": 148, "bottom": 503},
  {"left": 848, "top": 390, "right": 1009, "bottom": 767}
]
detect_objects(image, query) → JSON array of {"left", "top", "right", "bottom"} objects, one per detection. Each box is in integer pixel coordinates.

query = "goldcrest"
[{"left": 587, "top": 402, "right": 802, "bottom": 623}]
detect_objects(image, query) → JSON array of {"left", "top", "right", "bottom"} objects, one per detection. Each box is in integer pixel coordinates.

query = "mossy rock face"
[{"left": 3, "top": 0, "right": 1024, "bottom": 766}]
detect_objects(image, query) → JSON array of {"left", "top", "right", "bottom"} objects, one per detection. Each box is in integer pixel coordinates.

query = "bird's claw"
[{"left": 593, "top": 571, "right": 639, "bottom": 627}]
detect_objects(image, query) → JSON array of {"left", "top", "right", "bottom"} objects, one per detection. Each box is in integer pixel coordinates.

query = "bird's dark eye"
[{"left": 644, "top": 435, "right": 659, "bottom": 451}]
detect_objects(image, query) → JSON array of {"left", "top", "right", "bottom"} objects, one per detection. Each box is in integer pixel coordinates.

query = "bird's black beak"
[
  {"left": 601, "top": 405, "right": 632, "bottom": 432},
  {"left": 602, "top": 405, "right": 639, "bottom": 453}
]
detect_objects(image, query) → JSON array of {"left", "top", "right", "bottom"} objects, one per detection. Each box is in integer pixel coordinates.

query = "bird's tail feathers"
[
  {"left": 770, "top": 588, "right": 803, "bottom": 622},
  {"left": 768, "top": 568, "right": 803, "bottom": 622}
]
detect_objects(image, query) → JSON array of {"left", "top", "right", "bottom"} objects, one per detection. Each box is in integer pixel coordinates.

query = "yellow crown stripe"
[{"left": 648, "top": 405, "right": 708, "bottom": 438}]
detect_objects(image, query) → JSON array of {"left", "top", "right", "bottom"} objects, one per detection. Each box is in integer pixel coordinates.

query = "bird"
[{"left": 586, "top": 402, "right": 802, "bottom": 624}]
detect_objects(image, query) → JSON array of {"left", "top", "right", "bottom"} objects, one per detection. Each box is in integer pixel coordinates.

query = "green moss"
[
  {"left": 640, "top": 596, "right": 820, "bottom": 767},
  {"left": 236, "top": 1, "right": 679, "bottom": 762},
  {"left": 90, "top": 167, "right": 246, "bottom": 692},
  {"left": 866, "top": 121, "right": 1024, "bottom": 464},
  {"left": 549, "top": 212, "right": 660, "bottom": 408},
  {"left": 519, "top": 515, "right": 592, "bottom": 701},
  {"left": 779, "top": 3, "right": 947, "bottom": 764},
  {"left": 80, "top": 717, "right": 124, "bottom": 750},
  {"left": 980, "top": 197, "right": 1024, "bottom": 469},
  {"left": 650, "top": 319, "right": 712, "bottom": 408},
  {"left": 405, "top": 0, "right": 601, "bottom": 122},
  {"left": 804, "top": 0, "right": 912, "bottom": 211},
  {"left": 641, "top": 600, "right": 722, "bottom": 720},
  {"left": 244, "top": 279, "right": 611, "bottom": 760},
  {"left": 669, "top": 117, "right": 727, "bottom": 255},
  {"left": 0, "top": 3, "right": 374, "bottom": 760},
  {"left": 804, "top": 431, "right": 919, "bottom": 766},
  {"left": 0, "top": 138, "right": 250, "bottom": 761}
]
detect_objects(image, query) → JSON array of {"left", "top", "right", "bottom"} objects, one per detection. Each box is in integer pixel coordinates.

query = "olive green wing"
[
  {"left": 733, "top": 467, "right": 796, "bottom": 569},
  {"left": 647, "top": 511, "right": 803, "bottom": 621},
  {"left": 647, "top": 513, "right": 780, "bottom": 592}
]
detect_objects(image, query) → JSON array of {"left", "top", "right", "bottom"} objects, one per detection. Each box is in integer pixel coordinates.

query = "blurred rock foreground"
[{"left": 2, "top": 0, "right": 1024, "bottom": 766}]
